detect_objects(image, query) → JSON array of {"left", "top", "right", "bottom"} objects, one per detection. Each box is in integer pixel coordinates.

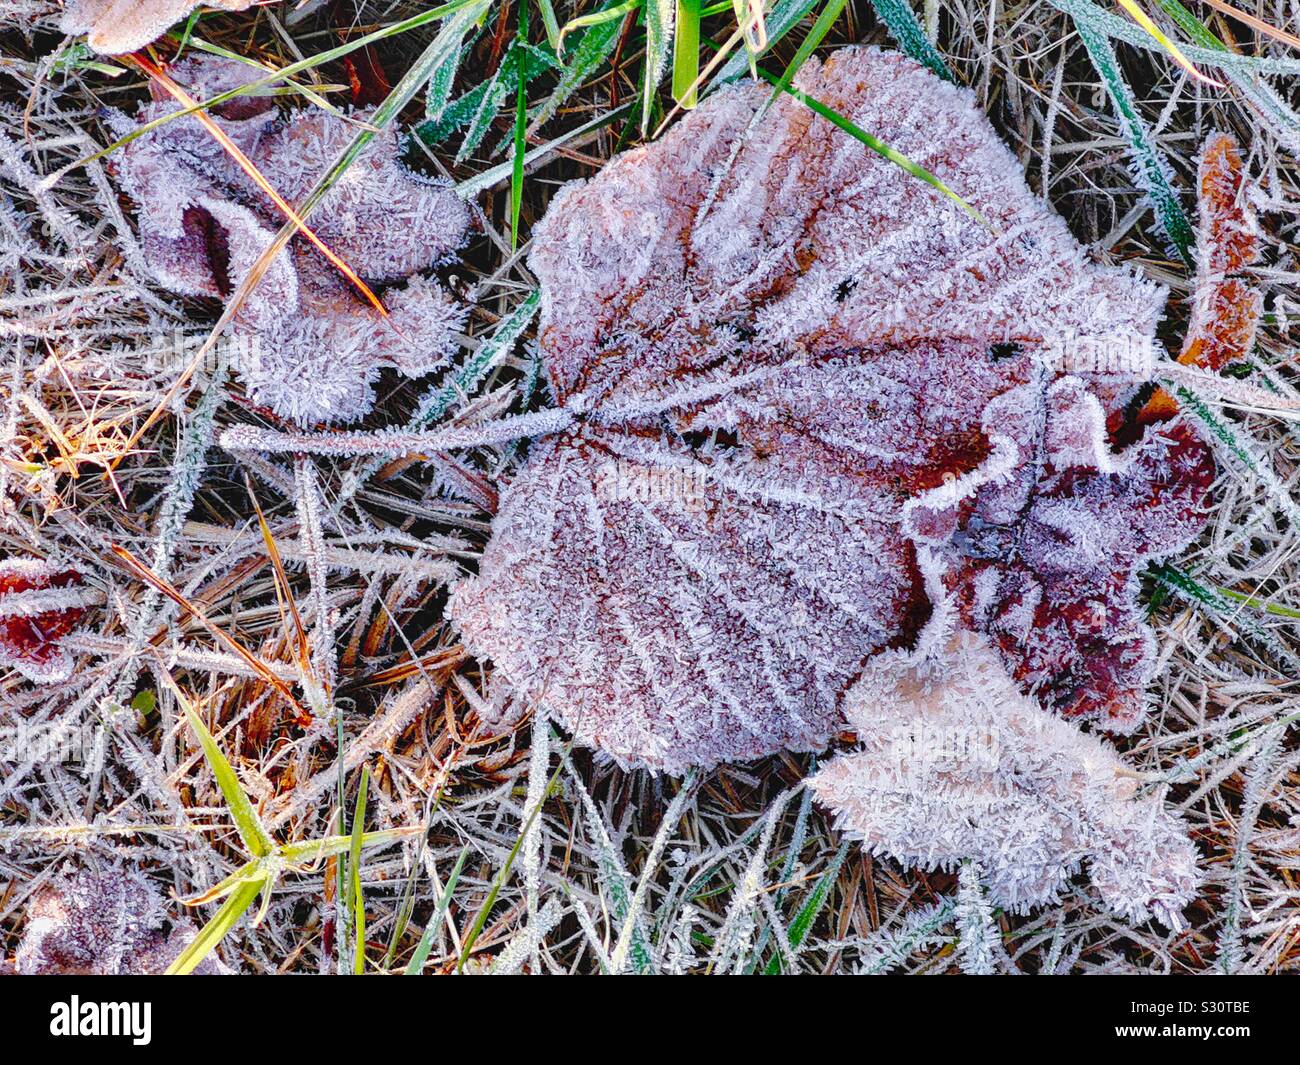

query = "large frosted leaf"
[{"left": 449, "top": 47, "right": 1214, "bottom": 771}]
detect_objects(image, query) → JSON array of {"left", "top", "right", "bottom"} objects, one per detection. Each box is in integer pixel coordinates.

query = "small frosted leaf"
[
  {"left": 450, "top": 47, "right": 1215, "bottom": 771},
  {"left": 808, "top": 630, "right": 1199, "bottom": 926},
  {"left": 1183, "top": 132, "right": 1262, "bottom": 373},
  {"left": 61, "top": 0, "right": 255, "bottom": 55},
  {"left": 115, "top": 55, "right": 471, "bottom": 425},
  {"left": 15, "top": 865, "right": 230, "bottom": 974},
  {"left": 0, "top": 557, "right": 93, "bottom": 684}
]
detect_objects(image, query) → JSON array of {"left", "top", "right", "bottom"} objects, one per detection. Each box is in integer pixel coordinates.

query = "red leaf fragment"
[{"left": 0, "top": 557, "right": 92, "bottom": 684}]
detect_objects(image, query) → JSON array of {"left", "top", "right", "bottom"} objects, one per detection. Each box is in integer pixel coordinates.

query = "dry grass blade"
[
  {"left": 1195, "top": 0, "right": 1300, "bottom": 51},
  {"left": 246, "top": 478, "right": 313, "bottom": 680}
]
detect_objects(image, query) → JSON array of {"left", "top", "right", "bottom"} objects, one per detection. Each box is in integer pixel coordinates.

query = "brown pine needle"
[
  {"left": 1197, "top": 0, "right": 1300, "bottom": 51},
  {"left": 245, "top": 477, "right": 313, "bottom": 680},
  {"left": 109, "top": 542, "right": 304, "bottom": 713}
]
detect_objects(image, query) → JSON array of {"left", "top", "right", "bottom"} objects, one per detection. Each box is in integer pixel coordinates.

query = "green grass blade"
[
  {"left": 177, "top": 689, "right": 274, "bottom": 859},
  {"left": 425, "top": 40, "right": 468, "bottom": 120},
  {"left": 404, "top": 846, "right": 470, "bottom": 974},
  {"left": 348, "top": 766, "right": 370, "bottom": 975},
  {"left": 765, "top": 0, "right": 849, "bottom": 112},
  {"left": 1174, "top": 385, "right": 1300, "bottom": 529},
  {"left": 643, "top": 0, "right": 677, "bottom": 131},
  {"left": 1073, "top": 17, "right": 1193, "bottom": 263},
  {"left": 558, "top": 0, "right": 642, "bottom": 53},
  {"left": 416, "top": 289, "right": 540, "bottom": 426},
  {"left": 1151, "top": 0, "right": 1222, "bottom": 46},
  {"left": 297, "top": 0, "right": 491, "bottom": 221},
  {"left": 763, "top": 839, "right": 849, "bottom": 973},
  {"left": 868, "top": 0, "right": 953, "bottom": 80},
  {"left": 673, "top": 0, "right": 703, "bottom": 107},
  {"left": 457, "top": 101, "right": 630, "bottom": 197},
  {"left": 1214, "top": 586, "right": 1300, "bottom": 622},
  {"left": 536, "top": 0, "right": 633, "bottom": 128},
  {"left": 537, "top": 0, "right": 563, "bottom": 52},
  {"left": 457, "top": 748, "right": 568, "bottom": 972},
  {"left": 560, "top": 747, "right": 655, "bottom": 972},
  {"left": 278, "top": 829, "right": 416, "bottom": 865},
  {"left": 1150, "top": 0, "right": 1300, "bottom": 145},
  {"left": 167, "top": 877, "right": 264, "bottom": 975},
  {"left": 750, "top": 62, "right": 987, "bottom": 226},
  {"left": 511, "top": 4, "right": 529, "bottom": 250},
  {"left": 1150, "top": 563, "right": 1300, "bottom": 676}
]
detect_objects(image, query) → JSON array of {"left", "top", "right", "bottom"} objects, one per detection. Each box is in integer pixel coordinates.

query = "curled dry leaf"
[
  {"left": 918, "top": 375, "right": 1212, "bottom": 731},
  {"left": 449, "top": 47, "right": 1213, "bottom": 772},
  {"left": 1142, "top": 130, "right": 1262, "bottom": 422},
  {"left": 0, "top": 557, "right": 94, "bottom": 684},
  {"left": 808, "top": 628, "right": 1199, "bottom": 927},
  {"left": 1181, "top": 132, "right": 1262, "bottom": 373},
  {"left": 61, "top": 0, "right": 256, "bottom": 55},
  {"left": 15, "top": 865, "right": 230, "bottom": 974},
  {"left": 113, "top": 56, "right": 471, "bottom": 425}
]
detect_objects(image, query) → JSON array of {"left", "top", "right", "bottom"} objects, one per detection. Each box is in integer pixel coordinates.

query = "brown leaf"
[
  {"left": 448, "top": 48, "right": 1215, "bottom": 772},
  {"left": 112, "top": 55, "right": 471, "bottom": 425}
]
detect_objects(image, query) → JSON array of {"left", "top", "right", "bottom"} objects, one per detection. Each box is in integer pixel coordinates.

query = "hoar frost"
[
  {"left": 60, "top": 0, "right": 256, "bottom": 55},
  {"left": 15, "top": 864, "right": 229, "bottom": 974},
  {"left": 112, "top": 55, "right": 471, "bottom": 425},
  {"left": 448, "top": 47, "right": 1221, "bottom": 924},
  {"left": 809, "top": 628, "right": 1199, "bottom": 927}
]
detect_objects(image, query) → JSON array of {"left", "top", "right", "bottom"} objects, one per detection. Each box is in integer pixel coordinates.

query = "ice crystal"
[
  {"left": 449, "top": 46, "right": 1213, "bottom": 771},
  {"left": 0, "top": 557, "right": 93, "bottom": 684},
  {"left": 113, "top": 55, "right": 471, "bottom": 424},
  {"left": 15, "top": 865, "right": 229, "bottom": 974},
  {"left": 61, "top": 0, "right": 255, "bottom": 55},
  {"left": 808, "top": 629, "right": 1200, "bottom": 927}
]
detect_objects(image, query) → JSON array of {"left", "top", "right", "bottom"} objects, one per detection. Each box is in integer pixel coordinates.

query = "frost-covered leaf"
[
  {"left": 448, "top": 47, "right": 1214, "bottom": 771},
  {"left": 60, "top": 0, "right": 255, "bottom": 55},
  {"left": 112, "top": 55, "right": 471, "bottom": 425},
  {"left": 922, "top": 376, "right": 1213, "bottom": 731},
  {"left": 1183, "top": 132, "right": 1261, "bottom": 371},
  {"left": 0, "top": 557, "right": 94, "bottom": 684},
  {"left": 16, "top": 865, "right": 231, "bottom": 974},
  {"left": 809, "top": 630, "right": 1200, "bottom": 927}
]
